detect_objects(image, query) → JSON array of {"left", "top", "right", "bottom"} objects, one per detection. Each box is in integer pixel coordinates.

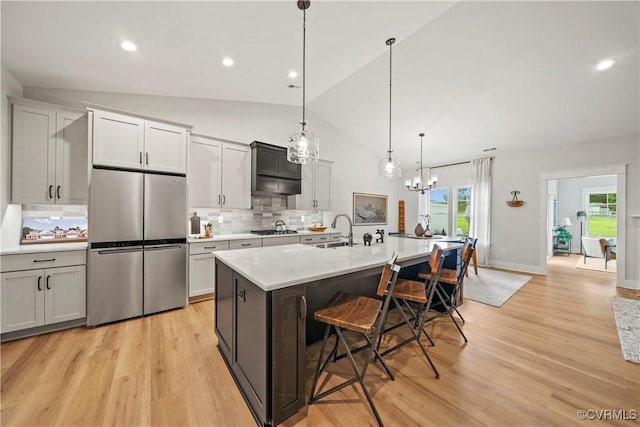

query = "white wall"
[
  {"left": 21, "top": 87, "right": 401, "bottom": 239},
  {"left": 1, "top": 68, "right": 23, "bottom": 221},
  {"left": 491, "top": 133, "right": 639, "bottom": 286}
]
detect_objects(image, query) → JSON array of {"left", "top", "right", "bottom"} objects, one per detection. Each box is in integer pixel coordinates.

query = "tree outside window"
[{"left": 456, "top": 186, "right": 471, "bottom": 237}]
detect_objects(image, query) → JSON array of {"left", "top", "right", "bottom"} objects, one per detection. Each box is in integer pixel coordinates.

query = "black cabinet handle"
[
  {"left": 48, "top": 185, "right": 53, "bottom": 199},
  {"left": 299, "top": 295, "right": 307, "bottom": 320},
  {"left": 37, "top": 276, "right": 42, "bottom": 291},
  {"left": 222, "top": 195, "right": 226, "bottom": 205},
  {"left": 46, "top": 275, "right": 51, "bottom": 290},
  {"left": 56, "top": 185, "right": 61, "bottom": 199},
  {"left": 204, "top": 246, "right": 217, "bottom": 250},
  {"left": 145, "top": 152, "right": 149, "bottom": 165},
  {"left": 320, "top": 237, "right": 328, "bottom": 241},
  {"left": 139, "top": 152, "right": 143, "bottom": 165},
  {"left": 34, "top": 258, "right": 56, "bottom": 263},
  {"left": 241, "top": 243, "right": 251, "bottom": 247},
  {"left": 218, "top": 194, "right": 221, "bottom": 205}
]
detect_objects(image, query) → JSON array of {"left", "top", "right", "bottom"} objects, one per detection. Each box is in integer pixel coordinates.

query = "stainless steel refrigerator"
[{"left": 87, "top": 168, "right": 187, "bottom": 326}]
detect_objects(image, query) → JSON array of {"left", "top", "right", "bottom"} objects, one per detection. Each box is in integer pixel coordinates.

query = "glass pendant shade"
[
  {"left": 378, "top": 153, "right": 401, "bottom": 179},
  {"left": 287, "top": 122, "right": 319, "bottom": 164}
]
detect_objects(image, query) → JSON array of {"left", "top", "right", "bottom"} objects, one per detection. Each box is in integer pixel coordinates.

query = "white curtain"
[{"left": 470, "top": 157, "right": 492, "bottom": 266}]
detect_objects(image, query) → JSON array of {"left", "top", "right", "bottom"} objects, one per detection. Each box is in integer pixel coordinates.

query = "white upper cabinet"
[
  {"left": 288, "top": 160, "right": 332, "bottom": 210},
  {"left": 11, "top": 99, "right": 88, "bottom": 205},
  {"left": 91, "top": 108, "right": 189, "bottom": 174},
  {"left": 144, "top": 121, "right": 188, "bottom": 174},
  {"left": 221, "top": 143, "right": 251, "bottom": 209},
  {"left": 188, "top": 135, "right": 250, "bottom": 209},
  {"left": 92, "top": 110, "right": 145, "bottom": 170}
]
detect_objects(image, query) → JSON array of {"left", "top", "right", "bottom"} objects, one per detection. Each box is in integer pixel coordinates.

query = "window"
[
  {"left": 455, "top": 186, "right": 471, "bottom": 238},
  {"left": 429, "top": 188, "right": 449, "bottom": 235},
  {"left": 586, "top": 191, "right": 616, "bottom": 238}
]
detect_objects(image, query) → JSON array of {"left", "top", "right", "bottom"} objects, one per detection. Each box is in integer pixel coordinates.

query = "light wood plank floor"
[{"left": 2, "top": 254, "right": 638, "bottom": 426}]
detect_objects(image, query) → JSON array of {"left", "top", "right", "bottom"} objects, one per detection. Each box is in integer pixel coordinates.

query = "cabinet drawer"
[
  {"left": 229, "top": 239, "right": 262, "bottom": 250},
  {"left": 262, "top": 236, "right": 301, "bottom": 247},
  {"left": 1, "top": 250, "right": 86, "bottom": 273},
  {"left": 300, "top": 234, "right": 332, "bottom": 244},
  {"left": 189, "top": 241, "right": 230, "bottom": 255}
]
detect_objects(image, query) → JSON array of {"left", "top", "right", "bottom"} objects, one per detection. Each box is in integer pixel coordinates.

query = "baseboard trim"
[
  {"left": 619, "top": 279, "right": 640, "bottom": 290},
  {"left": 189, "top": 293, "right": 215, "bottom": 304},
  {"left": 487, "top": 260, "right": 544, "bottom": 275}
]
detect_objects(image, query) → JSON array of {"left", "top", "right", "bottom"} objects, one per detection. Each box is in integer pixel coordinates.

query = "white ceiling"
[{"left": 2, "top": 1, "right": 639, "bottom": 169}]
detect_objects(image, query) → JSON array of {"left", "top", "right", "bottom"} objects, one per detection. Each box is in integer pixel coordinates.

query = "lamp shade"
[{"left": 562, "top": 217, "right": 572, "bottom": 226}]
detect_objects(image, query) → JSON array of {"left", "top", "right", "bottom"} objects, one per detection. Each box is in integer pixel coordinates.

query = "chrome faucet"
[
  {"left": 274, "top": 219, "right": 286, "bottom": 232},
  {"left": 331, "top": 214, "right": 354, "bottom": 246}
]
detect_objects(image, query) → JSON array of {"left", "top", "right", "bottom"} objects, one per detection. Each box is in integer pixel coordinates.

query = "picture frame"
[{"left": 353, "top": 193, "right": 388, "bottom": 225}]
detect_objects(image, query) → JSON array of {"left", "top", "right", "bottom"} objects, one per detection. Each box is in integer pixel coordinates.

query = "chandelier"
[
  {"left": 406, "top": 132, "right": 437, "bottom": 193},
  {"left": 287, "top": 0, "right": 319, "bottom": 164}
]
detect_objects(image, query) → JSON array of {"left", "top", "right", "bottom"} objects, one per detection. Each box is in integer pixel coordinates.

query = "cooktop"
[{"left": 250, "top": 230, "right": 299, "bottom": 236}]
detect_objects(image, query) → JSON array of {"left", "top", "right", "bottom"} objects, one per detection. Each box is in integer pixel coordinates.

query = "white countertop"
[
  {"left": 188, "top": 229, "right": 340, "bottom": 243},
  {"left": 214, "top": 236, "right": 462, "bottom": 291},
  {"left": 1, "top": 242, "right": 88, "bottom": 255}
]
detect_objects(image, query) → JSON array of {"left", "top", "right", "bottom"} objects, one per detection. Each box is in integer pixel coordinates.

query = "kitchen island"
[{"left": 213, "top": 236, "right": 462, "bottom": 426}]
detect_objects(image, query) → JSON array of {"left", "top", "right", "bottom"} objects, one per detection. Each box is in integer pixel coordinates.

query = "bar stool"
[
  {"left": 419, "top": 241, "right": 475, "bottom": 342},
  {"left": 308, "top": 255, "right": 401, "bottom": 427},
  {"left": 377, "top": 245, "right": 444, "bottom": 378}
]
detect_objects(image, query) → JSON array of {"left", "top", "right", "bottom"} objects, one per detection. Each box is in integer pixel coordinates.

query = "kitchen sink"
[{"left": 315, "top": 241, "right": 359, "bottom": 248}]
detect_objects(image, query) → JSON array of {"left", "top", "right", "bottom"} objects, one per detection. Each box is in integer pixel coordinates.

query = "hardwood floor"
[{"left": 2, "top": 254, "right": 638, "bottom": 426}]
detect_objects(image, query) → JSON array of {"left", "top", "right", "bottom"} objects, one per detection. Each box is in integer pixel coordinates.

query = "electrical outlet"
[
  {"left": 500, "top": 248, "right": 506, "bottom": 255},
  {"left": 218, "top": 216, "right": 224, "bottom": 224}
]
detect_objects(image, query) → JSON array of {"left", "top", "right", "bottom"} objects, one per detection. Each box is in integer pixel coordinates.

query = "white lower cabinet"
[
  {"left": 1, "top": 265, "right": 86, "bottom": 333},
  {"left": 188, "top": 241, "right": 229, "bottom": 298}
]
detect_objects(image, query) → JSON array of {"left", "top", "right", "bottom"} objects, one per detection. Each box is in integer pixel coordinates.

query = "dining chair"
[
  {"left": 308, "top": 254, "right": 401, "bottom": 427},
  {"left": 377, "top": 245, "right": 445, "bottom": 379}
]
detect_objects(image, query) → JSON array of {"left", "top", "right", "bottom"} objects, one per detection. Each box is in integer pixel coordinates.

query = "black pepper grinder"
[{"left": 190, "top": 212, "right": 201, "bottom": 235}]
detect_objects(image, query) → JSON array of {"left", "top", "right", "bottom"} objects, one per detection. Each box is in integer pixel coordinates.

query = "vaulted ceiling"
[{"left": 3, "top": 1, "right": 638, "bottom": 167}]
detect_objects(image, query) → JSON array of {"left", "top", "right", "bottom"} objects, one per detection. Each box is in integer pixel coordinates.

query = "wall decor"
[
  {"left": 506, "top": 189, "right": 524, "bottom": 207},
  {"left": 353, "top": 193, "right": 388, "bottom": 225}
]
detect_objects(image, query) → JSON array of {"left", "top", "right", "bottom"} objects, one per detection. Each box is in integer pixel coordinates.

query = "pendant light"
[
  {"left": 406, "top": 132, "right": 437, "bottom": 193},
  {"left": 378, "top": 37, "right": 401, "bottom": 179},
  {"left": 287, "top": 0, "right": 319, "bottom": 164}
]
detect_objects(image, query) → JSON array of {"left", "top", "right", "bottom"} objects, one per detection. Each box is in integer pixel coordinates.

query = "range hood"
[{"left": 251, "top": 141, "right": 302, "bottom": 196}]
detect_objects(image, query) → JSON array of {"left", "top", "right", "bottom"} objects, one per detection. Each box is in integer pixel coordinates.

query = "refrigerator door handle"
[
  {"left": 96, "top": 247, "right": 143, "bottom": 255},
  {"left": 144, "top": 245, "right": 185, "bottom": 251}
]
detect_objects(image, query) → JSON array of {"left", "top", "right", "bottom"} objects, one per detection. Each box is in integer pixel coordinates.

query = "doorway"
[{"left": 539, "top": 164, "right": 626, "bottom": 286}]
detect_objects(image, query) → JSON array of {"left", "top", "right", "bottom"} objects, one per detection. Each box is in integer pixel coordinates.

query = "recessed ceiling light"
[
  {"left": 288, "top": 70, "right": 298, "bottom": 79},
  {"left": 222, "top": 57, "right": 234, "bottom": 67},
  {"left": 596, "top": 58, "right": 616, "bottom": 71},
  {"left": 120, "top": 41, "right": 137, "bottom": 52}
]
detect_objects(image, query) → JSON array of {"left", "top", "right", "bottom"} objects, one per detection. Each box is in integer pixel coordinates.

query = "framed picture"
[{"left": 353, "top": 193, "right": 388, "bottom": 225}]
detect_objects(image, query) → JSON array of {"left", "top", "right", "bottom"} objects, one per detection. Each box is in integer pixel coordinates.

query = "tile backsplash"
[{"left": 189, "top": 195, "right": 328, "bottom": 235}]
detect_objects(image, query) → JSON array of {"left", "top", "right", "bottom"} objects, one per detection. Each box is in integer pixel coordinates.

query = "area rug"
[
  {"left": 576, "top": 257, "right": 616, "bottom": 273},
  {"left": 463, "top": 268, "right": 532, "bottom": 307},
  {"left": 611, "top": 297, "right": 640, "bottom": 364}
]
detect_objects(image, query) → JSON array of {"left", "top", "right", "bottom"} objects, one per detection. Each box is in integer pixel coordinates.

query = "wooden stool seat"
[
  {"left": 418, "top": 268, "right": 457, "bottom": 285},
  {"left": 393, "top": 279, "right": 427, "bottom": 304},
  {"left": 314, "top": 292, "right": 381, "bottom": 335}
]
